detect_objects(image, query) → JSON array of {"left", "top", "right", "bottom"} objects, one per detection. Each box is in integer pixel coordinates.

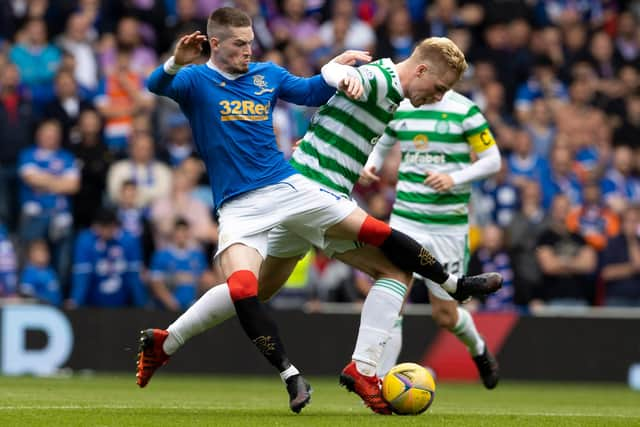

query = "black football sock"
[
  {"left": 233, "top": 296, "right": 291, "bottom": 372},
  {"left": 378, "top": 229, "right": 450, "bottom": 284}
]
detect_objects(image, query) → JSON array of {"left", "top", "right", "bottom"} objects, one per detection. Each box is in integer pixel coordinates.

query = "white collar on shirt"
[{"left": 206, "top": 60, "right": 244, "bottom": 80}]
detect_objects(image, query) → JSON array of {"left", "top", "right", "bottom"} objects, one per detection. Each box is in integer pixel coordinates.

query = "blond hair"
[{"left": 412, "top": 37, "right": 468, "bottom": 78}]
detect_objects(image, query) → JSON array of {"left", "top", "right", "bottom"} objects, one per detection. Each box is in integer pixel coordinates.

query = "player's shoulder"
[
  {"left": 359, "top": 58, "right": 396, "bottom": 79},
  {"left": 250, "top": 61, "right": 284, "bottom": 75},
  {"left": 443, "top": 90, "right": 478, "bottom": 112}
]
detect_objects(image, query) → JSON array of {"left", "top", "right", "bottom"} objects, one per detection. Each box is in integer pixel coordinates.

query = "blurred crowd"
[{"left": 0, "top": 0, "right": 640, "bottom": 313}]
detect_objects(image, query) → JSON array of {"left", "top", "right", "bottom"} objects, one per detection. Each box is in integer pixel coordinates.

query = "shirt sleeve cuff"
[{"left": 163, "top": 56, "right": 183, "bottom": 75}]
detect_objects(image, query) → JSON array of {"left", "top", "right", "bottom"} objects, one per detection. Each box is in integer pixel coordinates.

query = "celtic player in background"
[{"left": 360, "top": 90, "right": 502, "bottom": 389}]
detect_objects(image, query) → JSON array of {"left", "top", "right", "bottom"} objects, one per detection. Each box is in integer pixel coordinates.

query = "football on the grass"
[{"left": 381, "top": 362, "right": 436, "bottom": 415}]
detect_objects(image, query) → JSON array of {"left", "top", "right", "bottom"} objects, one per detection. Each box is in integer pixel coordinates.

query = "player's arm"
[
  {"left": 320, "top": 50, "right": 371, "bottom": 99},
  {"left": 360, "top": 126, "right": 398, "bottom": 185},
  {"left": 278, "top": 50, "right": 371, "bottom": 106},
  {"left": 427, "top": 109, "right": 502, "bottom": 192},
  {"left": 147, "top": 31, "right": 207, "bottom": 101}
]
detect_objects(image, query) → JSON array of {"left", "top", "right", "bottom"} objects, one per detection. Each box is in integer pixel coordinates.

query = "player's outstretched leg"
[
  {"left": 340, "top": 361, "right": 391, "bottom": 415},
  {"left": 472, "top": 343, "right": 499, "bottom": 389},
  {"left": 355, "top": 217, "right": 503, "bottom": 301},
  {"left": 136, "top": 329, "right": 170, "bottom": 387}
]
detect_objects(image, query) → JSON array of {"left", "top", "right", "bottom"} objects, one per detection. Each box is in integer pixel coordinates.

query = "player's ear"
[{"left": 416, "top": 64, "right": 428, "bottom": 77}]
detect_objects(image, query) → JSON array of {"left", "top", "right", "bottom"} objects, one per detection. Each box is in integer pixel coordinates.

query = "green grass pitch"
[{"left": 1, "top": 374, "right": 639, "bottom": 426}]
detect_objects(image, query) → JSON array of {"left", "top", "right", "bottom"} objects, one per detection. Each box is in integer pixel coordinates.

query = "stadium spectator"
[
  {"left": 157, "top": 113, "right": 196, "bottom": 167},
  {"left": 318, "top": 0, "right": 375, "bottom": 53},
  {"left": 18, "top": 119, "right": 79, "bottom": 282},
  {"left": 514, "top": 55, "right": 568, "bottom": 123},
  {"left": 71, "top": 108, "right": 113, "bottom": 229},
  {"left": 374, "top": 6, "right": 416, "bottom": 62},
  {"left": 19, "top": 239, "right": 62, "bottom": 306},
  {"left": 533, "top": 194, "right": 597, "bottom": 308},
  {"left": 614, "top": 88, "right": 640, "bottom": 149},
  {"left": 149, "top": 218, "right": 208, "bottom": 311},
  {"left": 95, "top": 47, "right": 155, "bottom": 153},
  {"left": 466, "top": 59, "right": 497, "bottom": 111},
  {"left": 524, "top": 98, "right": 556, "bottom": 158},
  {"left": 233, "top": 0, "right": 275, "bottom": 58},
  {"left": 0, "top": 223, "right": 18, "bottom": 297},
  {"left": 479, "top": 80, "right": 514, "bottom": 132},
  {"left": 600, "top": 205, "right": 640, "bottom": 307},
  {"left": 0, "top": 62, "right": 32, "bottom": 230},
  {"left": 476, "top": 159, "right": 520, "bottom": 227},
  {"left": 539, "top": 142, "right": 582, "bottom": 209},
  {"left": 9, "top": 18, "right": 62, "bottom": 108},
  {"left": 56, "top": 12, "right": 99, "bottom": 93},
  {"left": 566, "top": 180, "right": 620, "bottom": 252},
  {"left": 507, "top": 128, "right": 551, "bottom": 188},
  {"left": 467, "top": 223, "right": 515, "bottom": 312},
  {"left": 114, "top": 179, "right": 154, "bottom": 265},
  {"left": 99, "top": 16, "right": 158, "bottom": 77},
  {"left": 505, "top": 180, "right": 547, "bottom": 306},
  {"left": 106, "top": 132, "right": 172, "bottom": 208},
  {"left": 160, "top": 0, "right": 208, "bottom": 56},
  {"left": 43, "top": 70, "right": 93, "bottom": 147},
  {"left": 269, "top": 0, "right": 322, "bottom": 53},
  {"left": 614, "top": 11, "right": 640, "bottom": 65},
  {"left": 150, "top": 167, "right": 217, "bottom": 248},
  {"left": 67, "top": 208, "right": 147, "bottom": 309},
  {"left": 179, "top": 154, "right": 214, "bottom": 209},
  {"left": 601, "top": 145, "right": 640, "bottom": 214}
]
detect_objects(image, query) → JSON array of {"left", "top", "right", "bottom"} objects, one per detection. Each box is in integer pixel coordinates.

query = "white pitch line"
[{"left": 0, "top": 406, "right": 638, "bottom": 418}]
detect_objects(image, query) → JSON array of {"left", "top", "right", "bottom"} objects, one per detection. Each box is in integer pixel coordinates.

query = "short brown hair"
[
  {"left": 412, "top": 37, "right": 468, "bottom": 79},
  {"left": 207, "top": 7, "right": 252, "bottom": 40}
]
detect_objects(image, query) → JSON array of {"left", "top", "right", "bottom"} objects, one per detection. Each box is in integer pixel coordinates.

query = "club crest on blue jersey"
[{"left": 253, "top": 74, "right": 274, "bottom": 95}]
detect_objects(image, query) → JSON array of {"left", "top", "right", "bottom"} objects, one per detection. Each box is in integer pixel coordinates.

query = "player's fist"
[
  {"left": 339, "top": 76, "right": 364, "bottom": 100},
  {"left": 174, "top": 31, "right": 208, "bottom": 65},
  {"left": 359, "top": 165, "right": 380, "bottom": 185},
  {"left": 424, "top": 171, "right": 454, "bottom": 192}
]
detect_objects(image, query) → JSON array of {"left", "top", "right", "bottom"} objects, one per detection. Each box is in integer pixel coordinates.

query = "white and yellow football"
[{"left": 381, "top": 362, "right": 436, "bottom": 415}]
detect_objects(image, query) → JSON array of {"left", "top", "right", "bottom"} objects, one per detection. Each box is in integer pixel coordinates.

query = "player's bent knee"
[
  {"left": 431, "top": 304, "right": 457, "bottom": 329},
  {"left": 227, "top": 270, "right": 259, "bottom": 301},
  {"left": 257, "top": 280, "right": 282, "bottom": 301}
]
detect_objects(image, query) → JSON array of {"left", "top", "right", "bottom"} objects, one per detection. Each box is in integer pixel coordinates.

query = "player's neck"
[
  {"left": 395, "top": 59, "right": 415, "bottom": 95},
  {"left": 207, "top": 58, "right": 244, "bottom": 80}
]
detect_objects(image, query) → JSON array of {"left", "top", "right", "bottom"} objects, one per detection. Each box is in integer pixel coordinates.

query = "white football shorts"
[
  {"left": 215, "top": 174, "right": 357, "bottom": 260},
  {"left": 390, "top": 215, "right": 469, "bottom": 301}
]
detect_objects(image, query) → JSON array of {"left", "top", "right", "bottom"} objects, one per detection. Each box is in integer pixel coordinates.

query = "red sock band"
[
  {"left": 357, "top": 215, "right": 392, "bottom": 247},
  {"left": 227, "top": 270, "right": 258, "bottom": 301}
]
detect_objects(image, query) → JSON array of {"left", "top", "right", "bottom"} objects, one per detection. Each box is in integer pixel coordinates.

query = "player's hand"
[
  {"left": 359, "top": 165, "right": 380, "bottom": 185},
  {"left": 339, "top": 75, "right": 364, "bottom": 99},
  {"left": 291, "top": 138, "right": 303, "bottom": 152},
  {"left": 331, "top": 50, "right": 372, "bottom": 66},
  {"left": 424, "top": 171, "right": 454, "bottom": 192},
  {"left": 174, "top": 31, "right": 208, "bottom": 65}
]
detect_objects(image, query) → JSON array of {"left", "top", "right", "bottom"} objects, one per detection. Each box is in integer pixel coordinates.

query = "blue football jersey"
[
  {"left": 147, "top": 61, "right": 335, "bottom": 209},
  {"left": 18, "top": 147, "right": 78, "bottom": 214},
  {"left": 70, "top": 229, "right": 147, "bottom": 307},
  {"left": 149, "top": 245, "right": 207, "bottom": 310}
]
